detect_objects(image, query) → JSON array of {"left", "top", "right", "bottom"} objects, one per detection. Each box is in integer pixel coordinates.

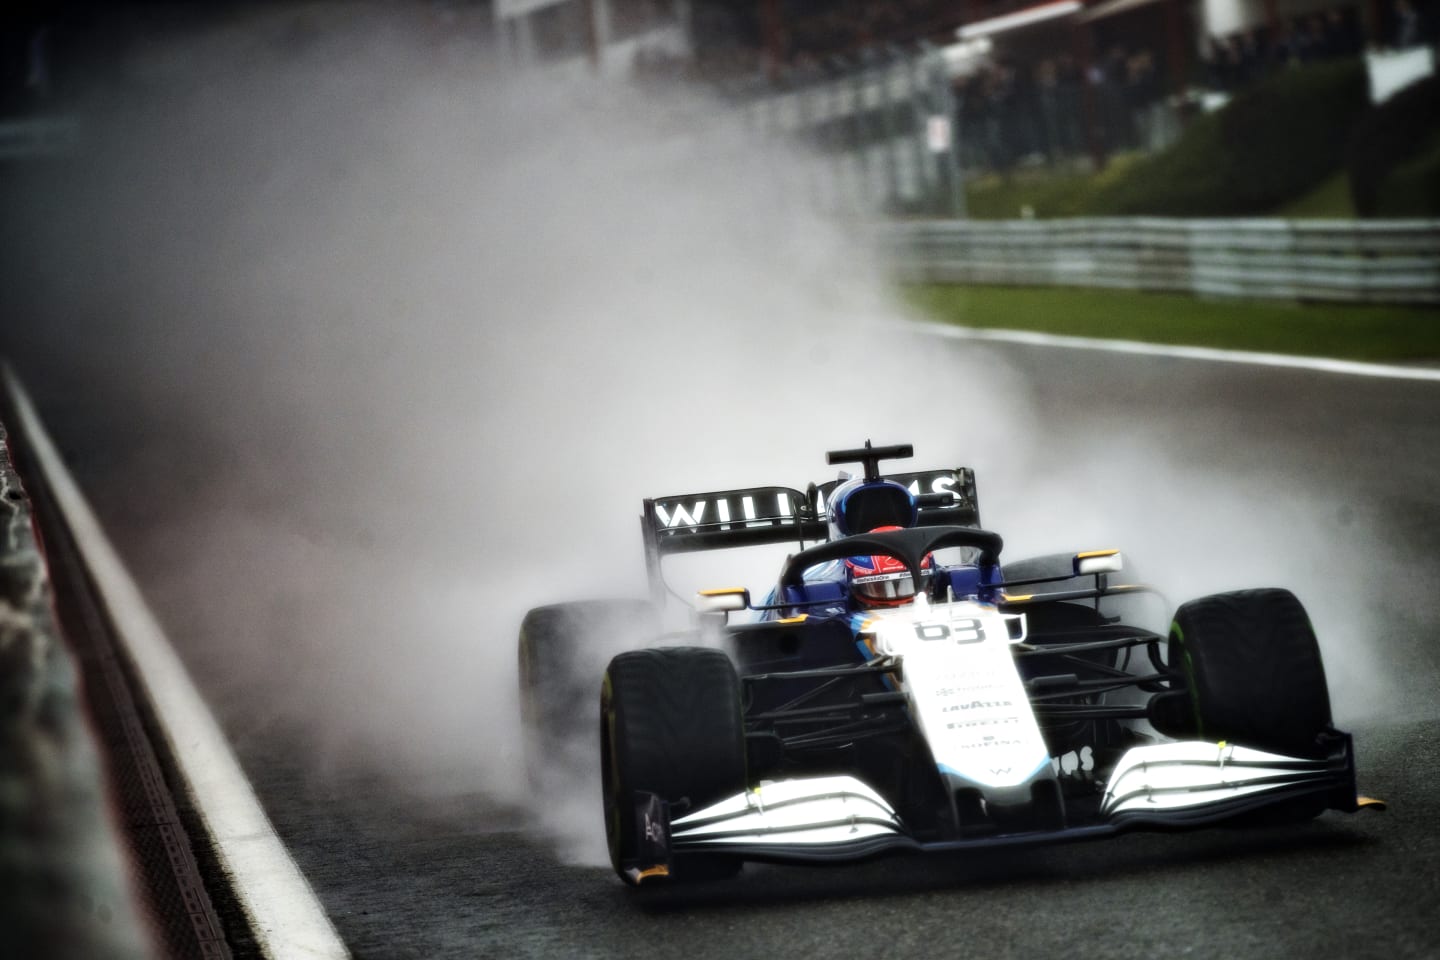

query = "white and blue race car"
[{"left": 517, "top": 442, "right": 1381, "bottom": 886}]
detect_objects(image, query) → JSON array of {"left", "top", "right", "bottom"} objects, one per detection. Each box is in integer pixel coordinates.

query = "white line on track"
[
  {"left": 911, "top": 321, "right": 1440, "bottom": 383},
  {"left": 3, "top": 369, "right": 350, "bottom": 960}
]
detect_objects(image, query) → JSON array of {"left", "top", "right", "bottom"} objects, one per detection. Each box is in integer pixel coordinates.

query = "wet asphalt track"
[{"left": 10, "top": 336, "right": 1440, "bottom": 960}]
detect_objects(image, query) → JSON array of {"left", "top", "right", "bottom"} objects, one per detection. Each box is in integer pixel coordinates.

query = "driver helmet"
[
  {"left": 846, "top": 525, "right": 933, "bottom": 607},
  {"left": 825, "top": 477, "right": 917, "bottom": 542}
]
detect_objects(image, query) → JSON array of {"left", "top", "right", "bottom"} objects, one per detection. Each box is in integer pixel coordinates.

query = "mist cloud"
[{"left": 4, "top": 3, "right": 1402, "bottom": 866}]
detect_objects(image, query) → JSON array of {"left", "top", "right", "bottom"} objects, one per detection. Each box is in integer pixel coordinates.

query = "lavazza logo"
[{"left": 943, "top": 699, "right": 1013, "bottom": 712}]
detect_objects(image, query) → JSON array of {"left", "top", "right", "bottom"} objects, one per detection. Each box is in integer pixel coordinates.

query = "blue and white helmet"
[
  {"left": 825, "top": 477, "right": 918, "bottom": 542},
  {"left": 825, "top": 479, "right": 929, "bottom": 607}
]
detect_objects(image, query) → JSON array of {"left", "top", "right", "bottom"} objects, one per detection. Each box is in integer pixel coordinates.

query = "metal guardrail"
[
  {"left": 885, "top": 218, "right": 1440, "bottom": 305},
  {"left": 0, "top": 367, "right": 350, "bottom": 960},
  {"left": 0, "top": 386, "right": 150, "bottom": 960}
]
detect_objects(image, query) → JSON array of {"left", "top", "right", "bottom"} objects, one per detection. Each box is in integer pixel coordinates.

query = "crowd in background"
[
  {"left": 1387, "top": 0, "right": 1440, "bottom": 48},
  {"left": 11, "top": 0, "right": 1437, "bottom": 175},
  {"left": 645, "top": 0, "right": 963, "bottom": 81},
  {"left": 1201, "top": 7, "right": 1366, "bottom": 91},
  {"left": 767, "top": 0, "right": 1439, "bottom": 174},
  {"left": 777, "top": 0, "right": 1433, "bottom": 76},
  {"left": 955, "top": 46, "right": 1168, "bottom": 172},
  {"left": 779, "top": 0, "right": 974, "bottom": 64},
  {"left": 641, "top": 0, "right": 1437, "bottom": 107}
]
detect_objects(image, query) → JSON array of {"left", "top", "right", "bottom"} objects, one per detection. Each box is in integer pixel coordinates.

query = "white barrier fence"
[{"left": 885, "top": 218, "right": 1440, "bottom": 305}]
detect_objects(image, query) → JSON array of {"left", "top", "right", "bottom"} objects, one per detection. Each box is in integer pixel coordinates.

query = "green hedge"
[
  {"left": 1082, "top": 60, "right": 1368, "bottom": 217},
  {"left": 1376, "top": 137, "right": 1440, "bottom": 216},
  {"left": 1347, "top": 74, "right": 1440, "bottom": 217}
]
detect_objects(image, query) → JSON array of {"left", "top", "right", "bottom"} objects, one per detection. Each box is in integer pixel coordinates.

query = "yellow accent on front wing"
[
  {"left": 698, "top": 587, "right": 747, "bottom": 596},
  {"left": 1076, "top": 549, "right": 1120, "bottom": 559},
  {"left": 773, "top": 614, "right": 809, "bottom": 623},
  {"left": 1357, "top": 796, "right": 1388, "bottom": 811},
  {"left": 1001, "top": 593, "right": 1034, "bottom": 602},
  {"left": 636, "top": 865, "right": 671, "bottom": 881}
]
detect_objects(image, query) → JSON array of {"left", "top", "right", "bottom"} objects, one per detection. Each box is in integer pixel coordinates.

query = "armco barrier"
[
  {"left": 884, "top": 218, "right": 1440, "bottom": 305},
  {"left": 0, "top": 404, "right": 150, "bottom": 960}
]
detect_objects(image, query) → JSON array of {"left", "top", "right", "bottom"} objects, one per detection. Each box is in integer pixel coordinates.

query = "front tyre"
[
  {"left": 601, "top": 647, "right": 746, "bottom": 885},
  {"left": 1160, "top": 588, "right": 1333, "bottom": 758}
]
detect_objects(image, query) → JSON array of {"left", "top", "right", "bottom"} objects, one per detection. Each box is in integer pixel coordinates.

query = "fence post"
[
  {"left": 926, "top": 47, "right": 966, "bottom": 219},
  {"left": 905, "top": 47, "right": 936, "bottom": 209}
]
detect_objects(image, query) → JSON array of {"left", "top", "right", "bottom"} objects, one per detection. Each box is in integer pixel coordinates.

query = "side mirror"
[
  {"left": 696, "top": 587, "right": 750, "bottom": 614},
  {"left": 1074, "top": 550, "right": 1123, "bottom": 576}
]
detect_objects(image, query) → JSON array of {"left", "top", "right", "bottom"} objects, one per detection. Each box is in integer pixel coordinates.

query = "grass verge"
[
  {"left": 904, "top": 284, "right": 1440, "bottom": 363},
  {"left": 1275, "top": 171, "right": 1355, "bottom": 218},
  {"left": 963, "top": 155, "right": 1145, "bottom": 220}
]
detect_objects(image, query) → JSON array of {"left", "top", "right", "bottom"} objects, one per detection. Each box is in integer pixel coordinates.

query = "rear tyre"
[
  {"left": 1160, "top": 588, "right": 1333, "bottom": 758},
  {"left": 518, "top": 600, "right": 657, "bottom": 791},
  {"left": 601, "top": 647, "right": 746, "bottom": 885}
]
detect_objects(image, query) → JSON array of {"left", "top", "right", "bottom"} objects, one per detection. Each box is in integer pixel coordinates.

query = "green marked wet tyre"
[
  {"left": 601, "top": 647, "right": 746, "bottom": 886},
  {"left": 1161, "top": 588, "right": 1333, "bottom": 759}
]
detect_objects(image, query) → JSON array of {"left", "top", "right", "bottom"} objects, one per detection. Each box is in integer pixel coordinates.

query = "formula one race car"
[{"left": 516, "top": 442, "right": 1380, "bottom": 886}]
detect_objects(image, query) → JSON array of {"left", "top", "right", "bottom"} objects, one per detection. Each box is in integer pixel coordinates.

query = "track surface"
[{"left": 9, "top": 337, "right": 1439, "bottom": 959}]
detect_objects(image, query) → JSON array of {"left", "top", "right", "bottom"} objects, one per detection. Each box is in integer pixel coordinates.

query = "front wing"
[{"left": 629, "top": 736, "right": 1364, "bottom": 875}]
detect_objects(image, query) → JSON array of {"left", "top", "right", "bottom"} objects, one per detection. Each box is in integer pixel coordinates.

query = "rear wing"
[
  {"left": 814, "top": 468, "right": 978, "bottom": 529},
  {"left": 641, "top": 468, "right": 980, "bottom": 603}
]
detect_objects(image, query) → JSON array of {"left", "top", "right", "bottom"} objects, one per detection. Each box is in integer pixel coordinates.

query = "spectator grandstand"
[
  {"left": 496, "top": 0, "right": 1435, "bottom": 180},
  {"left": 7, "top": 1, "right": 1434, "bottom": 209}
]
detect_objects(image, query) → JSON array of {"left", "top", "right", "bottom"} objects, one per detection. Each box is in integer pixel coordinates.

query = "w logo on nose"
[{"left": 990, "top": 767, "right": 1011, "bottom": 776}]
